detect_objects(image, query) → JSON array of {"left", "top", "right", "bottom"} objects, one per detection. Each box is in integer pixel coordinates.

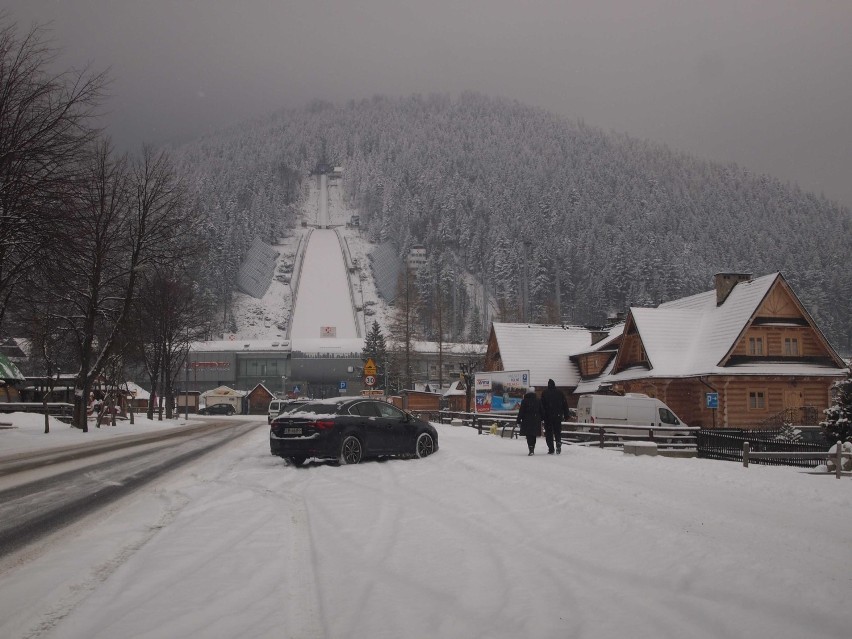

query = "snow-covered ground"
[
  {"left": 1, "top": 411, "right": 850, "bottom": 639},
  {"left": 0, "top": 412, "right": 199, "bottom": 456}
]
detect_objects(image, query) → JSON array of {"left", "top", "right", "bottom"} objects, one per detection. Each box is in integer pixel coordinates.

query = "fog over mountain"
[{"left": 6, "top": 1, "right": 852, "bottom": 208}]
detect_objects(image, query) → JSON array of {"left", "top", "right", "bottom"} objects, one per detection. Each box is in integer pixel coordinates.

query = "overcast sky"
[{"left": 6, "top": 1, "right": 852, "bottom": 207}]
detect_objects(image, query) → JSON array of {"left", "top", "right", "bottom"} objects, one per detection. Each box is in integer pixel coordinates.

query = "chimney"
[
  {"left": 714, "top": 273, "right": 752, "bottom": 306},
  {"left": 590, "top": 329, "right": 609, "bottom": 345}
]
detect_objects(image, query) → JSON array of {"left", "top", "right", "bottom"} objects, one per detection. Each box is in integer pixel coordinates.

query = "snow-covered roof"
[
  {"left": 607, "top": 272, "right": 845, "bottom": 380},
  {"left": 192, "top": 340, "right": 291, "bottom": 352},
  {"left": 291, "top": 338, "right": 364, "bottom": 356},
  {"left": 124, "top": 381, "right": 150, "bottom": 400},
  {"left": 201, "top": 386, "right": 246, "bottom": 398},
  {"left": 650, "top": 272, "right": 778, "bottom": 373},
  {"left": 443, "top": 380, "right": 467, "bottom": 397},
  {"left": 492, "top": 323, "right": 596, "bottom": 387},
  {"left": 249, "top": 383, "right": 275, "bottom": 396},
  {"left": 409, "top": 341, "right": 486, "bottom": 356}
]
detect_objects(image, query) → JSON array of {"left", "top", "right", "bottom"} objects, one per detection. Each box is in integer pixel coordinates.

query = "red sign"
[
  {"left": 189, "top": 361, "right": 230, "bottom": 369},
  {"left": 364, "top": 375, "right": 376, "bottom": 387}
]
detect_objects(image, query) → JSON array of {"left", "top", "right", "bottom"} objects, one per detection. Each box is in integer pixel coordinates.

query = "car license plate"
[{"left": 283, "top": 427, "right": 301, "bottom": 435}]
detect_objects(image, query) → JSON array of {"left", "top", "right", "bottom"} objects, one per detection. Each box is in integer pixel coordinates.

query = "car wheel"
[
  {"left": 339, "top": 435, "right": 363, "bottom": 465},
  {"left": 287, "top": 456, "right": 306, "bottom": 467},
  {"left": 415, "top": 432, "right": 436, "bottom": 458}
]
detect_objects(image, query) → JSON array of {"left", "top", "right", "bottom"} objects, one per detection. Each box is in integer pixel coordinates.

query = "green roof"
[{"left": 0, "top": 352, "right": 24, "bottom": 381}]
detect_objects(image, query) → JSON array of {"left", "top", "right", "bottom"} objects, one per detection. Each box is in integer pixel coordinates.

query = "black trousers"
[
  {"left": 525, "top": 434, "right": 537, "bottom": 451},
  {"left": 544, "top": 421, "right": 562, "bottom": 452}
]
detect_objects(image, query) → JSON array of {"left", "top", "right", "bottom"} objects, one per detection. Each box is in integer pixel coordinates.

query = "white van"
[
  {"left": 268, "top": 399, "right": 285, "bottom": 424},
  {"left": 576, "top": 393, "right": 687, "bottom": 434}
]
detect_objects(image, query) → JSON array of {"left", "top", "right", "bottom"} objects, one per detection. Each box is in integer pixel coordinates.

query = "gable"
[
  {"left": 756, "top": 283, "right": 800, "bottom": 319},
  {"left": 612, "top": 314, "right": 652, "bottom": 374},
  {"left": 721, "top": 275, "right": 845, "bottom": 368}
]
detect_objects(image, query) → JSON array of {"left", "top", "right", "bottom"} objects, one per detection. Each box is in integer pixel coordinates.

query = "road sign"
[
  {"left": 706, "top": 392, "right": 719, "bottom": 409},
  {"left": 339, "top": 381, "right": 347, "bottom": 391},
  {"left": 364, "top": 358, "right": 377, "bottom": 376},
  {"left": 364, "top": 375, "right": 376, "bottom": 387},
  {"left": 292, "top": 385, "right": 301, "bottom": 395}
]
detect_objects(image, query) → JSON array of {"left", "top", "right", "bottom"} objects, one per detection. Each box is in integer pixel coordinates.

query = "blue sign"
[
  {"left": 339, "top": 381, "right": 347, "bottom": 390},
  {"left": 706, "top": 392, "right": 719, "bottom": 409},
  {"left": 292, "top": 385, "right": 301, "bottom": 395}
]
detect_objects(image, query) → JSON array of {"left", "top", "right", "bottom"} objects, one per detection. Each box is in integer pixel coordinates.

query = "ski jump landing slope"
[{"left": 289, "top": 173, "right": 360, "bottom": 340}]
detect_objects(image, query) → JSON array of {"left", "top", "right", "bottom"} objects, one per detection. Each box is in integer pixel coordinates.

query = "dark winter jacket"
[
  {"left": 540, "top": 379, "right": 569, "bottom": 427},
  {"left": 516, "top": 391, "right": 543, "bottom": 437}
]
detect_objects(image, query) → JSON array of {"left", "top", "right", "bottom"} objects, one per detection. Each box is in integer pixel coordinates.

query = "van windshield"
[{"left": 659, "top": 408, "right": 680, "bottom": 425}]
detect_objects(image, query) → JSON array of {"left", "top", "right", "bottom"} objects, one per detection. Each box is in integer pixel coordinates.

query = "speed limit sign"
[{"left": 364, "top": 375, "right": 376, "bottom": 387}]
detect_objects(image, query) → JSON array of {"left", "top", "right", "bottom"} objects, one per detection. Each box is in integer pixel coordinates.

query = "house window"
[
  {"left": 748, "top": 391, "right": 766, "bottom": 410},
  {"left": 748, "top": 337, "right": 764, "bottom": 356},
  {"left": 784, "top": 337, "right": 799, "bottom": 356}
]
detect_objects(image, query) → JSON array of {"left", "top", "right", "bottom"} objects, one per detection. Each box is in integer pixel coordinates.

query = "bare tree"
[
  {"left": 131, "top": 267, "right": 209, "bottom": 420},
  {"left": 38, "top": 141, "right": 194, "bottom": 431},
  {"left": 389, "top": 266, "right": 420, "bottom": 390},
  {"left": 0, "top": 17, "right": 106, "bottom": 330}
]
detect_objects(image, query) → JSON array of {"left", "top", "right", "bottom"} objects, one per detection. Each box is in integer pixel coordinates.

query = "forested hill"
[{"left": 173, "top": 93, "right": 851, "bottom": 352}]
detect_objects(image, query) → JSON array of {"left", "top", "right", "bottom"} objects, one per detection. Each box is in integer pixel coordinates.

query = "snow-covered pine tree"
[
  {"left": 362, "top": 320, "right": 388, "bottom": 388},
  {"left": 820, "top": 374, "right": 852, "bottom": 444}
]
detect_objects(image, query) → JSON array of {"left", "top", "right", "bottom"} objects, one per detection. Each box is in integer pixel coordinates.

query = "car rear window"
[{"left": 293, "top": 402, "right": 341, "bottom": 416}]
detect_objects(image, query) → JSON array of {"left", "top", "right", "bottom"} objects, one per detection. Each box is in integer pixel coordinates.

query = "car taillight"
[{"left": 312, "top": 420, "right": 335, "bottom": 430}]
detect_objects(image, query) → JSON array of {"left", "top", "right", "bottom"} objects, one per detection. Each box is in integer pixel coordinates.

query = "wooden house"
[
  {"left": 123, "top": 381, "right": 151, "bottom": 413},
  {"left": 247, "top": 383, "right": 275, "bottom": 414},
  {"left": 442, "top": 380, "right": 468, "bottom": 411},
  {"left": 576, "top": 273, "right": 847, "bottom": 429}
]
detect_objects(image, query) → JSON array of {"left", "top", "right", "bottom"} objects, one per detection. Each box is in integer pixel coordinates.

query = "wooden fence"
[
  {"left": 743, "top": 440, "right": 850, "bottom": 479},
  {"left": 430, "top": 410, "right": 698, "bottom": 451},
  {"left": 696, "top": 429, "right": 831, "bottom": 468}
]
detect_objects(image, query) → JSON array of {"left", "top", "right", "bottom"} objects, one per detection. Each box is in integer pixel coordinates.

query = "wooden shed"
[
  {"left": 247, "top": 383, "right": 275, "bottom": 415},
  {"left": 399, "top": 389, "right": 441, "bottom": 412}
]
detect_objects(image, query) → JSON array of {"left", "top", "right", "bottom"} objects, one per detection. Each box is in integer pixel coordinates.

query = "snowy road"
[
  {"left": 0, "top": 421, "right": 257, "bottom": 557},
  {"left": 0, "top": 424, "right": 850, "bottom": 638}
]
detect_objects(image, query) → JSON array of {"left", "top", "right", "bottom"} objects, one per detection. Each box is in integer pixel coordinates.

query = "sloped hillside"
[{"left": 173, "top": 93, "right": 851, "bottom": 352}]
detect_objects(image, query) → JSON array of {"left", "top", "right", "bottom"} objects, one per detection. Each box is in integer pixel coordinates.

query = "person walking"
[
  {"left": 540, "top": 378, "right": 569, "bottom": 454},
  {"left": 516, "top": 386, "right": 543, "bottom": 455}
]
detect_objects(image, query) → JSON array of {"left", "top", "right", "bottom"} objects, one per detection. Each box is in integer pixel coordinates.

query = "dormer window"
[{"left": 748, "top": 337, "right": 764, "bottom": 356}]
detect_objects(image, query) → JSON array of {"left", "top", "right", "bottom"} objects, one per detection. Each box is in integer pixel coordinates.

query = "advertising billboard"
[{"left": 474, "top": 370, "right": 530, "bottom": 414}]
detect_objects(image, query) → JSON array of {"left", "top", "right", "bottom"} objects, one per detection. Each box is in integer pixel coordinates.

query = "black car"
[
  {"left": 198, "top": 403, "right": 236, "bottom": 415},
  {"left": 269, "top": 397, "right": 438, "bottom": 466}
]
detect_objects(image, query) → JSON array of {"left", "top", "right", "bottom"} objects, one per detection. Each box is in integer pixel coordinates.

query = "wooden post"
[
  {"left": 743, "top": 441, "right": 750, "bottom": 468},
  {"left": 599, "top": 428, "right": 605, "bottom": 449},
  {"left": 836, "top": 441, "right": 842, "bottom": 480},
  {"left": 475, "top": 413, "right": 481, "bottom": 435}
]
